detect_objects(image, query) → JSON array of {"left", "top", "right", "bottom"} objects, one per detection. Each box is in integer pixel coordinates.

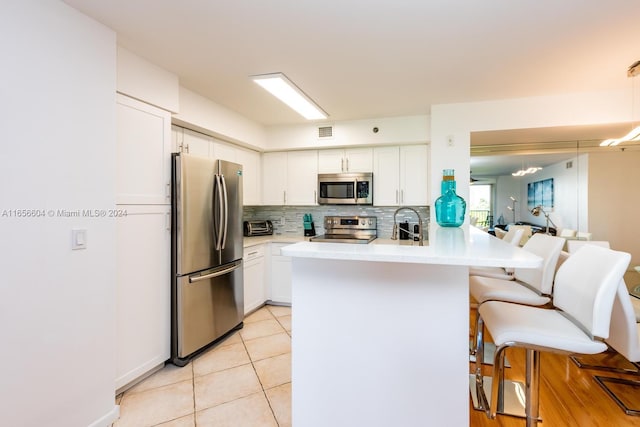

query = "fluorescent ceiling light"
[{"left": 251, "top": 73, "right": 328, "bottom": 120}]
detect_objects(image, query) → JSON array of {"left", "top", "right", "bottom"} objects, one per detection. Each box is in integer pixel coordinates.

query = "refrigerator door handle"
[
  {"left": 213, "top": 174, "right": 225, "bottom": 251},
  {"left": 189, "top": 262, "right": 241, "bottom": 283},
  {"left": 220, "top": 174, "right": 229, "bottom": 249}
]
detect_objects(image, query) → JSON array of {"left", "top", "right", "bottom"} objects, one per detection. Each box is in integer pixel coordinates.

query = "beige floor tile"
[
  {"left": 265, "top": 382, "right": 292, "bottom": 427},
  {"left": 196, "top": 392, "right": 278, "bottom": 427},
  {"left": 266, "top": 305, "right": 291, "bottom": 318},
  {"left": 276, "top": 314, "right": 291, "bottom": 331},
  {"left": 126, "top": 363, "right": 193, "bottom": 394},
  {"left": 194, "top": 364, "right": 262, "bottom": 410},
  {"left": 253, "top": 353, "right": 291, "bottom": 389},
  {"left": 244, "top": 307, "right": 274, "bottom": 323},
  {"left": 217, "top": 330, "right": 243, "bottom": 347},
  {"left": 156, "top": 413, "right": 195, "bottom": 426},
  {"left": 193, "top": 342, "right": 251, "bottom": 377},
  {"left": 240, "top": 318, "right": 285, "bottom": 341},
  {"left": 244, "top": 332, "right": 291, "bottom": 362},
  {"left": 115, "top": 380, "right": 194, "bottom": 427}
]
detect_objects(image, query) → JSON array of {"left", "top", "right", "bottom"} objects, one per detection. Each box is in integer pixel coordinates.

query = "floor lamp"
[
  {"left": 506, "top": 196, "right": 517, "bottom": 223},
  {"left": 531, "top": 205, "right": 557, "bottom": 235}
]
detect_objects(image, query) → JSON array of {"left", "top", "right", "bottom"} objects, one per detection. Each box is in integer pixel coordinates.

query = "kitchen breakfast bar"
[{"left": 281, "top": 226, "right": 542, "bottom": 427}]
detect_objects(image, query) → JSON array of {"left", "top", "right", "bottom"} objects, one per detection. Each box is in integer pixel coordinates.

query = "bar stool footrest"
[
  {"left": 469, "top": 374, "right": 540, "bottom": 420},
  {"left": 469, "top": 341, "right": 511, "bottom": 367}
]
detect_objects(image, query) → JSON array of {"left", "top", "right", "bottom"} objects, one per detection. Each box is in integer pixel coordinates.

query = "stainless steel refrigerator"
[{"left": 170, "top": 153, "right": 244, "bottom": 366}]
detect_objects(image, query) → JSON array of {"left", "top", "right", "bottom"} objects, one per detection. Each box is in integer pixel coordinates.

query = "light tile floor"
[{"left": 114, "top": 305, "right": 292, "bottom": 427}]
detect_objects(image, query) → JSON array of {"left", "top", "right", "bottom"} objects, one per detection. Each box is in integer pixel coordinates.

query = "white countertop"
[{"left": 281, "top": 225, "right": 542, "bottom": 268}]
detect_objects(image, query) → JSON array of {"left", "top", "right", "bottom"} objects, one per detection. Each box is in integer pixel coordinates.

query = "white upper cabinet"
[
  {"left": 318, "top": 148, "right": 373, "bottom": 173},
  {"left": 399, "top": 145, "right": 429, "bottom": 205},
  {"left": 373, "top": 146, "right": 401, "bottom": 206},
  {"left": 172, "top": 126, "right": 261, "bottom": 206},
  {"left": 262, "top": 151, "right": 318, "bottom": 206},
  {"left": 373, "top": 145, "right": 429, "bottom": 206},
  {"left": 212, "top": 140, "right": 238, "bottom": 163},
  {"left": 117, "top": 94, "right": 172, "bottom": 205},
  {"left": 287, "top": 151, "right": 319, "bottom": 205},
  {"left": 182, "top": 128, "right": 212, "bottom": 158},
  {"left": 236, "top": 147, "right": 261, "bottom": 206},
  {"left": 262, "top": 152, "right": 288, "bottom": 205},
  {"left": 172, "top": 126, "right": 212, "bottom": 158}
]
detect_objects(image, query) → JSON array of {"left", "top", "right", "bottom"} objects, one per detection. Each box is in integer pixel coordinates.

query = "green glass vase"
[{"left": 435, "top": 169, "right": 466, "bottom": 227}]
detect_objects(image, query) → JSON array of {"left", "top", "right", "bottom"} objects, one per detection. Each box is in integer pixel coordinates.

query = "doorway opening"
[{"left": 469, "top": 184, "right": 493, "bottom": 228}]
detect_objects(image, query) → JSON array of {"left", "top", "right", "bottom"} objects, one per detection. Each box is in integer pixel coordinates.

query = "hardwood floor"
[{"left": 468, "top": 309, "right": 640, "bottom": 427}]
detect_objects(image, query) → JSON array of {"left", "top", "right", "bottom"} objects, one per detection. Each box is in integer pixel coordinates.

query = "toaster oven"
[{"left": 243, "top": 220, "right": 274, "bottom": 237}]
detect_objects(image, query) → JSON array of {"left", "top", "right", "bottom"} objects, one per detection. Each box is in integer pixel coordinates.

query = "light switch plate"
[{"left": 72, "top": 228, "right": 87, "bottom": 250}]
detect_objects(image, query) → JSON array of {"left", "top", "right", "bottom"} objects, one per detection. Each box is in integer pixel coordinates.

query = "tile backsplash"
[{"left": 243, "top": 205, "right": 430, "bottom": 239}]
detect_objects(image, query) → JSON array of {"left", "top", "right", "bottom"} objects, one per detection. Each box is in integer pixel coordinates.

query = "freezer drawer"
[{"left": 172, "top": 260, "right": 243, "bottom": 364}]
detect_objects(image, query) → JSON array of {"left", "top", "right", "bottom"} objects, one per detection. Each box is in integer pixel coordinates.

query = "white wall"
[
  {"left": 494, "top": 176, "right": 520, "bottom": 224},
  {"left": 174, "top": 86, "right": 268, "bottom": 150},
  {"left": 265, "top": 115, "right": 429, "bottom": 151},
  {"left": 588, "top": 150, "right": 640, "bottom": 265},
  {"left": 515, "top": 154, "right": 587, "bottom": 231},
  {"left": 117, "top": 46, "right": 180, "bottom": 113},
  {"left": 0, "top": 2, "right": 118, "bottom": 426}
]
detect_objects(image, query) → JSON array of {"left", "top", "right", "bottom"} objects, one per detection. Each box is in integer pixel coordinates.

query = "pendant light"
[{"left": 600, "top": 60, "right": 640, "bottom": 147}]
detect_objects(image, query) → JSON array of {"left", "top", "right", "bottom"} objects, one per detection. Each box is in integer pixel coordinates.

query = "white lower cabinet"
[
  {"left": 115, "top": 204, "right": 171, "bottom": 391},
  {"left": 243, "top": 245, "right": 266, "bottom": 314},
  {"left": 268, "top": 243, "right": 292, "bottom": 304}
]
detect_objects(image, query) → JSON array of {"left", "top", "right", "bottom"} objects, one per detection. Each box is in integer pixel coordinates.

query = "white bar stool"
[
  {"left": 473, "top": 245, "right": 631, "bottom": 427},
  {"left": 469, "top": 233, "right": 564, "bottom": 363},
  {"left": 591, "top": 281, "right": 640, "bottom": 415},
  {"left": 468, "top": 228, "right": 524, "bottom": 280}
]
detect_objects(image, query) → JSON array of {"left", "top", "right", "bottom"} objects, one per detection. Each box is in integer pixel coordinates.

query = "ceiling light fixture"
[
  {"left": 601, "top": 60, "right": 640, "bottom": 147},
  {"left": 511, "top": 167, "right": 542, "bottom": 177},
  {"left": 251, "top": 72, "right": 328, "bottom": 120}
]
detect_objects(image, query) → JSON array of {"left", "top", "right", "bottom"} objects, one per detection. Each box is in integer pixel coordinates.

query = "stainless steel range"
[{"left": 309, "top": 215, "right": 377, "bottom": 244}]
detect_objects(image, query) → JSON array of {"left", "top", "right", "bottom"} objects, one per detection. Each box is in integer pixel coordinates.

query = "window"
[{"left": 469, "top": 184, "right": 493, "bottom": 227}]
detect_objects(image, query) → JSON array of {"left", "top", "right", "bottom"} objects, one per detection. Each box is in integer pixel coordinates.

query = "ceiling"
[
  {"left": 65, "top": 1, "right": 640, "bottom": 126},
  {"left": 64, "top": 1, "right": 640, "bottom": 175}
]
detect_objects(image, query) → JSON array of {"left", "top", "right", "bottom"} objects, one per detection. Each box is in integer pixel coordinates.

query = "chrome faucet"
[{"left": 391, "top": 206, "right": 425, "bottom": 246}]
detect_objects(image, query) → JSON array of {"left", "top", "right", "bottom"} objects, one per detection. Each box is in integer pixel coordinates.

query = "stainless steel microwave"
[{"left": 317, "top": 173, "right": 373, "bottom": 205}]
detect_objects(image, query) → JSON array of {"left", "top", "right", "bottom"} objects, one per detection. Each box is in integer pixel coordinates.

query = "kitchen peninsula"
[{"left": 281, "top": 226, "right": 542, "bottom": 427}]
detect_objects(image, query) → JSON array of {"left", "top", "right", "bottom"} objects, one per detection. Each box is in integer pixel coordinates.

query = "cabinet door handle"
[
  {"left": 185, "top": 143, "right": 190, "bottom": 153},
  {"left": 166, "top": 183, "right": 171, "bottom": 199},
  {"left": 341, "top": 158, "right": 344, "bottom": 172},
  {"left": 400, "top": 190, "right": 404, "bottom": 204},
  {"left": 345, "top": 158, "right": 349, "bottom": 172},
  {"left": 283, "top": 191, "right": 287, "bottom": 205},
  {"left": 165, "top": 212, "right": 171, "bottom": 231},
  {"left": 395, "top": 190, "right": 399, "bottom": 204},
  {"left": 314, "top": 190, "right": 317, "bottom": 204}
]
